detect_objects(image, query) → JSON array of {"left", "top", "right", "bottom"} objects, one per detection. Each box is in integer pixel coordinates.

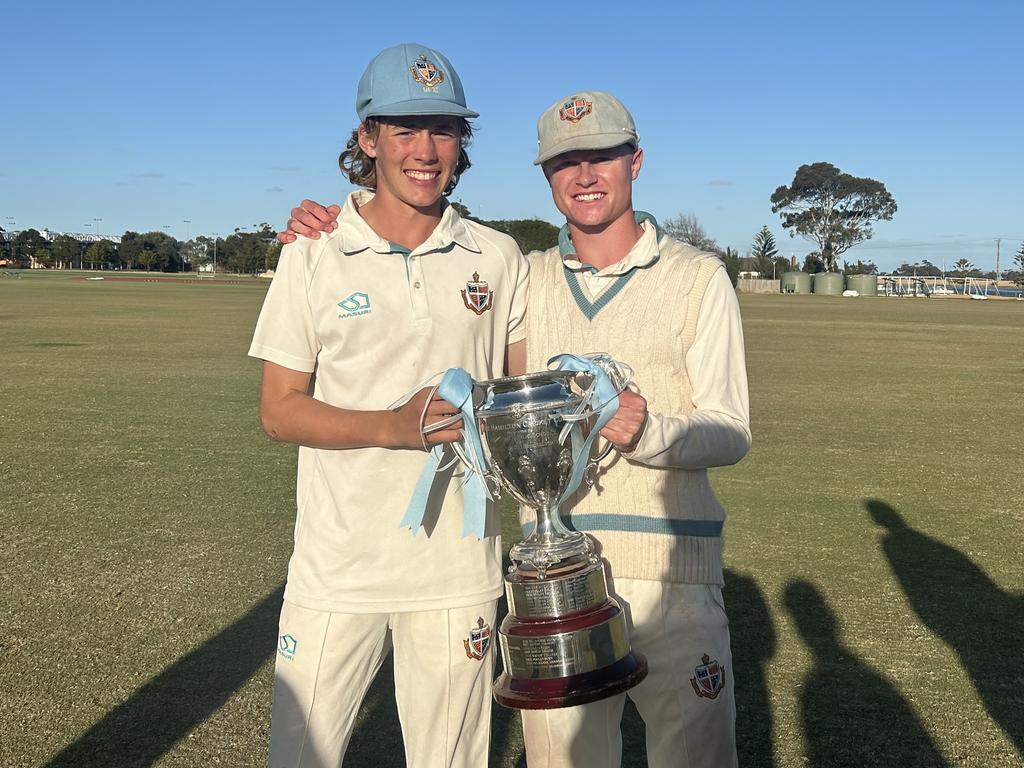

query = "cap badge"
[
  {"left": 461, "top": 271, "right": 493, "bottom": 315},
  {"left": 411, "top": 54, "right": 445, "bottom": 91},
  {"left": 559, "top": 97, "right": 593, "bottom": 124}
]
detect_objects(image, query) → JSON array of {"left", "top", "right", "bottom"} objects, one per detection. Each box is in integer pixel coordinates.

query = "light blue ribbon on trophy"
[
  {"left": 547, "top": 353, "right": 622, "bottom": 511},
  {"left": 400, "top": 367, "right": 492, "bottom": 540}
]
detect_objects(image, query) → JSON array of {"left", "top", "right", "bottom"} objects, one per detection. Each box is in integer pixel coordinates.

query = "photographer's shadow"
[
  {"left": 784, "top": 580, "right": 948, "bottom": 768},
  {"left": 867, "top": 499, "right": 1023, "bottom": 757}
]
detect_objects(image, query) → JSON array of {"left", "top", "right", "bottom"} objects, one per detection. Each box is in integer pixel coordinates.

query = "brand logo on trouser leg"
[{"left": 278, "top": 634, "right": 298, "bottom": 661}]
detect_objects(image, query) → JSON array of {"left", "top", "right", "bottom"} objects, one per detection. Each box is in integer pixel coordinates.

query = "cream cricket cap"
[{"left": 534, "top": 91, "right": 639, "bottom": 165}]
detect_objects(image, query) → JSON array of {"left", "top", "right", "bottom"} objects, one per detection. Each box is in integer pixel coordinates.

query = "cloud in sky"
[
  {"left": 707, "top": 179, "right": 734, "bottom": 187},
  {"left": 266, "top": 186, "right": 284, "bottom": 193}
]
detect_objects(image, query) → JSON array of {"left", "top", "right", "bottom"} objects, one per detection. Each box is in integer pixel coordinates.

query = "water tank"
[
  {"left": 812, "top": 272, "right": 844, "bottom": 295},
  {"left": 781, "top": 272, "right": 811, "bottom": 294},
  {"left": 846, "top": 274, "right": 878, "bottom": 296}
]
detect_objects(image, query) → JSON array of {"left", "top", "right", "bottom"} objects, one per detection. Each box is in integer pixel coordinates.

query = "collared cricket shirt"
[{"left": 250, "top": 191, "right": 529, "bottom": 612}]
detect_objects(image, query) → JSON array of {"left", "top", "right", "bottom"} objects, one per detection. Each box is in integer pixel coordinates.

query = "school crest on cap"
[
  {"left": 463, "top": 617, "right": 492, "bottom": 660},
  {"left": 559, "top": 97, "right": 593, "bottom": 124},
  {"left": 411, "top": 54, "right": 445, "bottom": 89},
  {"left": 461, "top": 272, "right": 493, "bottom": 315},
  {"left": 690, "top": 653, "right": 725, "bottom": 699}
]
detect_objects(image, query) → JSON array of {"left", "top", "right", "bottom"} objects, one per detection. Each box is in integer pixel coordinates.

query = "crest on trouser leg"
[
  {"left": 690, "top": 653, "right": 725, "bottom": 699},
  {"left": 463, "top": 617, "right": 491, "bottom": 660}
]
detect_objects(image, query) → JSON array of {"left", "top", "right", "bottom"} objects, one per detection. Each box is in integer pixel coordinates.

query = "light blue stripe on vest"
[{"left": 522, "top": 515, "right": 723, "bottom": 538}]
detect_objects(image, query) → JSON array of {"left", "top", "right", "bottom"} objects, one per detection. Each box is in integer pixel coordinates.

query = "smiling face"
[
  {"left": 358, "top": 115, "right": 463, "bottom": 213},
  {"left": 542, "top": 143, "right": 643, "bottom": 231}
]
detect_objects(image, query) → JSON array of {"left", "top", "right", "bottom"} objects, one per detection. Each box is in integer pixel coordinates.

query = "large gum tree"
[{"left": 771, "top": 162, "right": 897, "bottom": 272}]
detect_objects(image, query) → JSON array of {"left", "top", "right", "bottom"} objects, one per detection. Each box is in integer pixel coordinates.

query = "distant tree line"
[
  {"left": 5, "top": 174, "right": 1019, "bottom": 288},
  {"left": 1, "top": 225, "right": 283, "bottom": 275}
]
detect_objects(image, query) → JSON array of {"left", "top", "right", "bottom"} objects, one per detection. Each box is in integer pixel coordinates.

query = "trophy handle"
[
  {"left": 580, "top": 354, "right": 634, "bottom": 398},
  {"left": 585, "top": 440, "right": 616, "bottom": 487},
  {"left": 576, "top": 355, "right": 632, "bottom": 487},
  {"left": 483, "top": 471, "right": 502, "bottom": 499}
]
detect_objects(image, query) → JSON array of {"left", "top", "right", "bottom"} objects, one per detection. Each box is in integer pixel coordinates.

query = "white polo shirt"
[{"left": 249, "top": 191, "right": 529, "bottom": 613}]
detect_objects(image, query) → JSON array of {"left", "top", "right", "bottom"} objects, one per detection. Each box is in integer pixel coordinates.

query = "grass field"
[{"left": 2, "top": 271, "right": 1022, "bottom": 767}]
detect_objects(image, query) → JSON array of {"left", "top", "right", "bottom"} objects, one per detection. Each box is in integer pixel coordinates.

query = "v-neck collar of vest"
[
  {"left": 562, "top": 265, "right": 638, "bottom": 320},
  {"left": 559, "top": 211, "right": 662, "bottom": 320}
]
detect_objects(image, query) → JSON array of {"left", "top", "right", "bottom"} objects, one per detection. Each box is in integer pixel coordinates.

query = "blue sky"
[{"left": 2, "top": 0, "right": 1022, "bottom": 271}]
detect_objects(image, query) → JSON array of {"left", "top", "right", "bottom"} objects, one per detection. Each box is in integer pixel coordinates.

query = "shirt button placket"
[{"left": 409, "top": 255, "right": 429, "bottom": 320}]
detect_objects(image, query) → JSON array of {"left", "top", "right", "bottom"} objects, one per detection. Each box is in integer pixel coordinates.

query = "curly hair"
[{"left": 338, "top": 118, "right": 474, "bottom": 197}]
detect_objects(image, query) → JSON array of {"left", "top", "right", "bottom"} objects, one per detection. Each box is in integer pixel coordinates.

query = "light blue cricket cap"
[{"left": 356, "top": 43, "right": 479, "bottom": 122}]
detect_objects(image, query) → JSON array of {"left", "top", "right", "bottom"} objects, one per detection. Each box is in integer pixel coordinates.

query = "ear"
[
  {"left": 630, "top": 148, "right": 644, "bottom": 181},
  {"left": 357, "top": 124, "right": 378, "bottom": 159}
]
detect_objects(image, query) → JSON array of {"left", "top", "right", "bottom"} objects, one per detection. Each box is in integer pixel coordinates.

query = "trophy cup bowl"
[{"left": 474, "top": 366, "right": 648, "bottom": 709}]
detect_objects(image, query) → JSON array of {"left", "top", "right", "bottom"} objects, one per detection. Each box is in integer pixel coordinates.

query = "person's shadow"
[
  {"left": 867, "top": 499, "right": 1023, "bottom": 758},
  {"left": 784, "top": 579, "right": 949, "bottom": 768},
  {"left": 726, "top": 568, "right": 776, "bottom": 768},
  {"left": 43, "top": 584, "right": 285, "bottom": 767}
]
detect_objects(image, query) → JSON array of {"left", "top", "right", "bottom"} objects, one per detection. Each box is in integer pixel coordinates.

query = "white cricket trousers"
[
  {"left": 268, "top": 599, "right": 498, "bottom": 768},
  {"left": 521, "top": 579, "right": 737, "bottom": 768}
]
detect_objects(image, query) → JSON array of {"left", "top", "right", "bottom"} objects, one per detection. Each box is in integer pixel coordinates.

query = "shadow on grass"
[
  {"left": 44, "top": 584, "right": 285, "bottom": 768},
  {"left": 41, "top": 566, "right": 781, "bottom": 766},
  {"left": 784, "top": 579, "right": 949, "bottom": 768},
  {"left": 726, "top": 569, "right": 777, "bottom": 768},
  {"left": 867, "top": 498, "right": 1023, "bottom": 759}
]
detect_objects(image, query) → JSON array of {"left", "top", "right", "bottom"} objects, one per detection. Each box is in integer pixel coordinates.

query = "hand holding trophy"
[{"left": 472, "top": 353, "right": 648, "bottom": 709}]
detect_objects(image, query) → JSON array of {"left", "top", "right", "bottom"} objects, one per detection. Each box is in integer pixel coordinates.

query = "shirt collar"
[
  {"left": 559, "top": 211, "right": 664, "bottom": 275},
  {"left": 336, "top": 190, "right": 481, "bottom": 256}
]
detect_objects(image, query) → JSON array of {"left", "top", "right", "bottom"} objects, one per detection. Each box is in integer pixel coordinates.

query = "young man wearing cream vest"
[
  {"left": 280, "top": 90, "right": 750, "bottom": 768},
  {"left": 517, "top": 91, "right": 750, "bottom": 768}
]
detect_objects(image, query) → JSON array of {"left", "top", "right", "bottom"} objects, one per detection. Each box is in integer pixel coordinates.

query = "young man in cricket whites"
[
  {"left": 515, "top": 90, "right": 750, "bottom": 768},
  {"left": 282, "top": 91, "right": 751, "bottom": 768},
  {"left": 250, "top": 43, "right": 529, "bottom": 767}
]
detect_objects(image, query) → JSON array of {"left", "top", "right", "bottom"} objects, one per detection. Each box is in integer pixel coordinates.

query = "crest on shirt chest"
[
  {"left": 461, "top": 271, "right": 493, "bottom": 315},
  {"left": 463, "top": 616, "right": 492, "bottom": 660}
]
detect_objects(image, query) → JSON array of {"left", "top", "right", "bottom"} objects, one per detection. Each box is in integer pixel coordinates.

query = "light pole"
[
  {"left": 4, "top": 218, "right": 14, "bottom": 264},
  {"left": 212, "top": 232, "right": 218, "bottom": 276},
  {"left": 183, "top": 219, "right": 192, "bottom": 273},
  {"left": 92, "top": 219, "right": 103, "bottom": 269},
  {"left": 82, "top": 223, "right": 93, "bottom": 269}
]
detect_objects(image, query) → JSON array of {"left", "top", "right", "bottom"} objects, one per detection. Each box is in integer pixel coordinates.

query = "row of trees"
[
  {"left": 5, "top": 162, "right": 1019, "bottom": 286},
  {"left": 1, "top": 225, "right": 282, "bottom": 275}
]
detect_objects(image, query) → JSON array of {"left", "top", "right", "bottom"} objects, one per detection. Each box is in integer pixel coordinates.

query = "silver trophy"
[{"left": 473, "top": 354, "right": 648, "bottom": 709}]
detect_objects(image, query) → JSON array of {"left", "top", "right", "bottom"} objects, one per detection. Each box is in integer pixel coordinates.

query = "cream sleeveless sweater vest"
[{"left": 525, "top": 237, "right": 725, "bottom": 585}]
